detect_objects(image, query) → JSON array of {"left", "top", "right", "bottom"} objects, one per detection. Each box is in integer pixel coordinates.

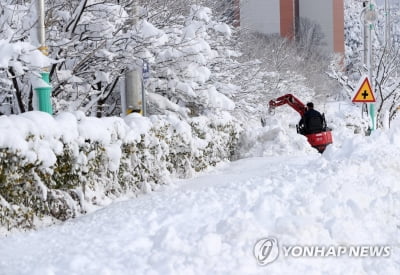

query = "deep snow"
[
  {"left": 1, "top": 1, "right": 399, "bottom": 273},
  {"left": 0, "top": 101, "right": 399, "bottom": 275}
]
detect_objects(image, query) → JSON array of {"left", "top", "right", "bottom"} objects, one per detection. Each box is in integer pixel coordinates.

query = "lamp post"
[
  {"left": 34, "top": 0, "right": 52, "bottom": 115},
  {"left": 121, "top": 3, "right": 147, "bottom": 116},
  {"left": 362, "top": 0, "right": 377, "bottom": 131}
]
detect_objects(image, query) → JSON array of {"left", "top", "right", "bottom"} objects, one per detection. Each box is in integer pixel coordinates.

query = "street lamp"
[
  {"left": 361, "top": 1, "right": 377, "bottom": 131},
  {"left": 34, "top": 0, "right": 52, "bottom": 115}
]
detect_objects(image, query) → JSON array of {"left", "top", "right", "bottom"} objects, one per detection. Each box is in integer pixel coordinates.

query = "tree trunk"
[{"left": 8, "top": 67, "right": 25, "bottom": 114}]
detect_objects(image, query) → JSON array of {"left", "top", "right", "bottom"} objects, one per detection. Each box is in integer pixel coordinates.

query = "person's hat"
[{"left": 306, "top": 102, "right": 314, "bottom": 108}]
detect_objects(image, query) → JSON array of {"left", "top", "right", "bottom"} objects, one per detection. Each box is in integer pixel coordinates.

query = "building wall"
[
  {"left": 239, "top": 0, "right": 344, "bottom": 55},
  {"left": 280, "top": 0, "right": 295, "bottom": 38},
  {"left": 233, "top": 0, "right": 241, "bottom": 27},
  {"left": 240, "top": 0, "right": 280, "bottom": 35},
  {"left": 333, "top": 0, "right": 345, "bottom": 54},
  {"left": 300, "top": 0, "right": 334, "bottom": 53}
]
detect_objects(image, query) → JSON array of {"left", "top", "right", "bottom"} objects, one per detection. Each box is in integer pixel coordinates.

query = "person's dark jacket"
[{"left": 299, "top": 108, "right": 324, "bottom": 134}]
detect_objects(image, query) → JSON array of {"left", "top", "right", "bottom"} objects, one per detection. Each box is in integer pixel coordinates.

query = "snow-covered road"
[{"left": 0, "top": 152, "right": 398, "bottom": 275}]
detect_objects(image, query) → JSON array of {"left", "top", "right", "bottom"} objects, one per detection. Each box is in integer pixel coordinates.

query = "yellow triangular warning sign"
[{"left": 352, "top": 77, "right": 376, "bottom": 103}]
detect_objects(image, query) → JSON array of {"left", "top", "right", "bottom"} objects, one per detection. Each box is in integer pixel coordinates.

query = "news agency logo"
[
  {"left": 253, "top": 237, "right": 279, "bottom": 265},
  {"left": 253, "top": 237, "right": 391, "bottom": 266}
]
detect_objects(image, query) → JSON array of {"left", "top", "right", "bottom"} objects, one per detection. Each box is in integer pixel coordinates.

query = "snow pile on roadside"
[
  {"left": 236, "top": 120, "right": 317, "bottom": 158},
  {"left": 236, "top": 100, "right": 375, "bottom": 159},
  {"left": 235, "top": 103, "right": 325, "bottom": 158},
  {"left": 0, "top": 101, "right": 399, "bottom": 275},
  {"left": 0, "top": 145, "right": 398, "bottom": 274}
]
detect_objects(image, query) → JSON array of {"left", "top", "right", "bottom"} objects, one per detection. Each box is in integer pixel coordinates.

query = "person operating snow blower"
[
  {"left": 298, "top": 102, "right": 324, "bottom": 135},
  {"left": 267, "top": 94, "right": 333, "bottom": 153}
]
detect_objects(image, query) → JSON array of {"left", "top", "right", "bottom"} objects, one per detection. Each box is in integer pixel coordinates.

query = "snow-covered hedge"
[{"left": 0, "top": 111, "right": 242, "bottom": 230}]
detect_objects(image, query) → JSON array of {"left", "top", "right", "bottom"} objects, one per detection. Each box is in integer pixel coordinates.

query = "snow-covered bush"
[{"left": 0, "top": 111, "right": 241, "bottom": 230}]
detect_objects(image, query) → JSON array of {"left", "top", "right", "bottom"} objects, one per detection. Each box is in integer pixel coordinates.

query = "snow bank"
[
  {"left": 1, "top": 98, "right": 399, "bottom": 274},
  {"left": 236, "top": 117, "right": 317, "bottom": 158},
  {"left": 0, "top": 146, "right": 398, "bottom": 274},
  {"left": 0, "top": 111, "right": 242, "bottom": 231}
]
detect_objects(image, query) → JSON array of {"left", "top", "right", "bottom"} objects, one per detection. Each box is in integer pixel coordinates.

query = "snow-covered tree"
[{"left": 1, "top": 0, "right": 239, "bottom": 119}]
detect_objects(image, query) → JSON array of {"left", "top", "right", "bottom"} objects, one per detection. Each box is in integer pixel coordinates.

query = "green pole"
[
  {"left": 369, "top": 103, "right": 375, "bottom": 131},
  {"left": 34, "top": 0, "right": 52, "bottom": 115},
  {"left": 35, "top": 72, "right": 53, "bottom": 115}
]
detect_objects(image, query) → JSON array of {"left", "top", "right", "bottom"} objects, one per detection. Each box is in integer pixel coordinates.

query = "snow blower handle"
[
  {"left": 268, "top": 94, "right": 307, "bottom": 117},
  {"left": 261, "top": 100, "right": 277, "bottom": 126},
  {"left": 262, "top": 94, "right": 306, "bottom": 127},
  {"left": 268, "top": 100, "right": 276, "bottom": 115}
]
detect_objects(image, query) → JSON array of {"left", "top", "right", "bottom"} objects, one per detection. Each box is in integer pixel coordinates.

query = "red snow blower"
[{"left": 265, "top": 94, "right": 333, "bottom": 153}]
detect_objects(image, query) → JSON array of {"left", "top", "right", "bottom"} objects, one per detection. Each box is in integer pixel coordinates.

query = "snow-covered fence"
[{"left": 0, "top": 111, "right": 241, "bottom": 231}]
